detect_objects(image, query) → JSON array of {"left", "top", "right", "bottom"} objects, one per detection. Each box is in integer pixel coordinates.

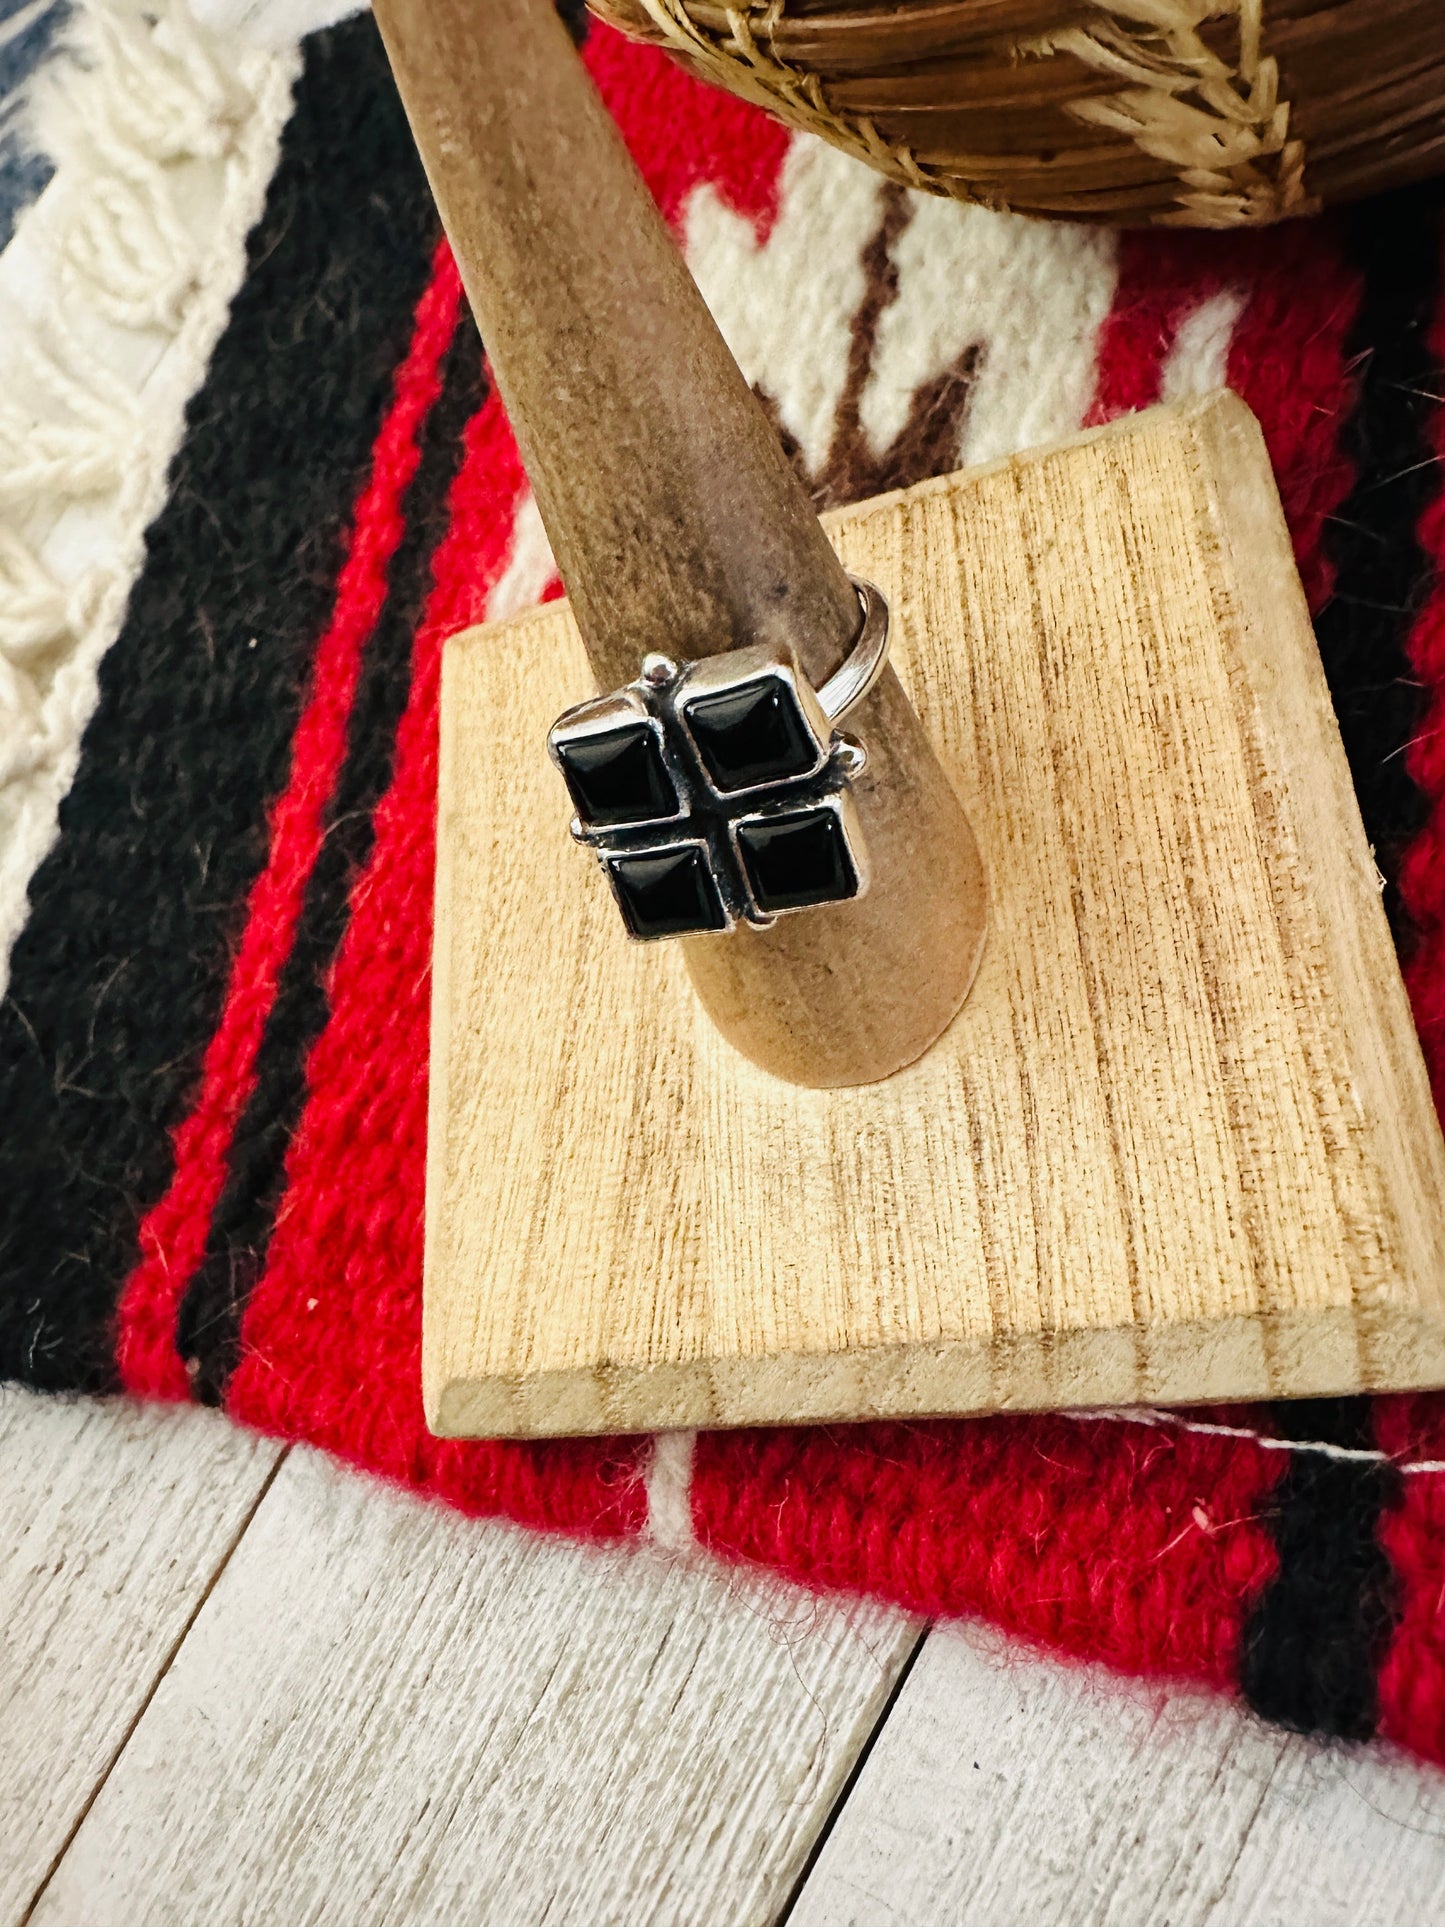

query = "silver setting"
[
  {"left": 545, "top": 687, "right": 684, "bottom": 835},
  {"left": 670, "top": 638, "right": 832, "bottom": 796},
  {"left": 547, "top": 575, "right": 889, "bottom": 940},
  {"left": 817, "top": 577, "right": 889, "bottom": 725}
]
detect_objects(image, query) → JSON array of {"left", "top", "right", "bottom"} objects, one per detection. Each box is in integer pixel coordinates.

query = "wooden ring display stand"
[{"left": 375, "top": 0, "right": 1445, "bottom": 1440}]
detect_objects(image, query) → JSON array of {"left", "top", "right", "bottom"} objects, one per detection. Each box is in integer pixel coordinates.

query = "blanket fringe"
[{"left": 0, "top": 0, "right": 296, "bottom": 991}]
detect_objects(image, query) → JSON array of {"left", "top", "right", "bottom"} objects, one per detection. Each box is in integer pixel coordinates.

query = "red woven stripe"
[
  {"left": 114, "top": 242, "right": 464, "bottom": 1401},
  {"left": 231, "top": 376, "right": 649, "bottom": 1531},
  {"left": 692, "top": 1416, "right": 1280, "bottom": 1686},
  {"left": 1221, "top": 223, "right": 1358, "bottom": 614},
  {"left": 223, "top": 337, "right": 646, "bottom": 1533},
  {"left": 1377, "top": 225, "right": 1445, "bottom": 1768},
  {"left": 1089, "top": 224, "right": 1357, "bottom": 613},
  {"left": 1087, "top": 230, "right": 1232, "bottom": 421},
  {"left": 1401, "top": 226, "right": 1445, "bottom": 1108},
  {"left": 1372, "top": 1396, "right": 1445, "bottom": 1765},
  {"left": 585, "top": 26, "right": 789, "bottom": 233}
]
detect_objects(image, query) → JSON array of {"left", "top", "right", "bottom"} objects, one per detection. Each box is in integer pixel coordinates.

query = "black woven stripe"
[
  {"left": 178, "top": 315, "right": 486, "bottom": 1405},
  {"left": 175, "top": 0, "right": 582, "bottom": 1400},
  {"left": 1241, "top": 182, "right": 1445, "bottom": 1739},
  {"left": 1313, "top": 179, "right": 1445, "bottom": 947},
  {"left": 0, "top": 16, "right": 439, "bottom": 1393},
  {"left": 1241, "top": 1399, "right": 1402, "bottom": 1739}
]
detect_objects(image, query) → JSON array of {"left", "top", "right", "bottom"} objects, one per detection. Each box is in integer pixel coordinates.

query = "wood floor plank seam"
[
  {"left": 16, "top": 1444, "right": 289, "bottom": 1927},
  {"left": 773, "top": 1621, "right": 932, "bottom": 1927}
]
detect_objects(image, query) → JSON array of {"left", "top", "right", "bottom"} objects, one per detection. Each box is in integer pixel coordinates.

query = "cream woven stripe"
[
  {"left": 0, "top": 0, "right": 297, "bottom": 994},
  {"left": 631, "top": 0, "right": 1310, "bottom": 227}
]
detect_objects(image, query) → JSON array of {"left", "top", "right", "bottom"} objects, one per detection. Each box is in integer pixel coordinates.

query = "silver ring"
[
  {"left": 547, "top": 576, "right": 890, "bottom": 940},
  {"left": 818, "top": 577, "right": 890, "bottom": 724}
]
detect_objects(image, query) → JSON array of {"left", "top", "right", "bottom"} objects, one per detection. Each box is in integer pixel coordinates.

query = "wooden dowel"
[{"left": 375, "top": 0, "right": 986, "bottom": 1085}]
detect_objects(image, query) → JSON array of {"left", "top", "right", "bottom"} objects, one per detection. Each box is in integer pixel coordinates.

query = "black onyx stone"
[
  {"left": 555, "top": 722, "right": 674, "bottom": 826},
  {"left": 607, "top": 846, "right": 726, "bottom": 939},
  {"left": 737, "top": 807, "right": 858, "bottom": 913},
  {"left": 683, "top": 675, "right": 819, "bottom": 792}
]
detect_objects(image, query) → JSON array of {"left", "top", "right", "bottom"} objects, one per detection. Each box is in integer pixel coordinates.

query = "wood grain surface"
[
  {"left": 0, "top": 1392, "right": 282, "bottom": 1921},
  {"left": 426, "top": 392, "right": 1445, "bottom": 1439},
  {"left": 7, "top": 1392, "right": 1445, "bottom": 1926},
  {"left": 791, "top": 1617, "right": 1445, "bottom": 1927},
  {"left": 22, "top": 1433, "right": 917, "bottom": 1927}
]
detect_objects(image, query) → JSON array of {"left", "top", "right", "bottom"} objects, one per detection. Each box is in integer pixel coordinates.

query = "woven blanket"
[{"left": 6, "top": 0, "right": 1445, "bottom": 1767}]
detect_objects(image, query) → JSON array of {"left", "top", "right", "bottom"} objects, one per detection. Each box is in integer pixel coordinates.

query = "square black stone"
[
  {"left": 683, "top": 675, "right": 819, "bottom": 793},
  {"left": 606, "top": 845, "right": 726, "bottom": 939},
  {"left": 555, "top": 721, "right": 675, "bottom": 827},
  {"left": 736, "top": 806, "right": 858, "bottom": 913}
]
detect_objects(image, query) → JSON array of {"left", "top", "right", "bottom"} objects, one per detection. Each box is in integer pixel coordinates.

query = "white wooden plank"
[
  {"left": 29, "top": 1442, "right": 919, "bottom": 1927},
  {"left": 0, "top": 1389, "right": 282, "bottom": 1924},
  {"left": 790, "top": 1618, "right": 1445, "bottom": 1927}
]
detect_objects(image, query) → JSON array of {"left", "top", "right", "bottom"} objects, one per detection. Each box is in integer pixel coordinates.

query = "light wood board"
[
  {"left": 426, "top": 391, "right": 1445, "bottom": 1438},
  {"left": 19, "top": 1418, "right": 916, "bottom": 1927},
  {"left": 0, "top": 1391, "right": 282, "bottom": 1921},
  {"left": 792, "top": 1616, "right": 1445, "bottom": 1927},
  {"left": 7, "top": 1391, "right": 1445, "bottom": 1927}
]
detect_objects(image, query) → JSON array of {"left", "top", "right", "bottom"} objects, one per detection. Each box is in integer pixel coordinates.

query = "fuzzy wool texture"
[
  {"left": 0, "top": 0, "right": 297, "bottom": 998},
  {"left": 5, "top": 0, "right": 1445, "bottom": 1767},
  {"left": 0, "top": 0, "right": 67, "bottom": 248},
  {"left": 190, "top": 0, "right": 365, "bottom": 45}
]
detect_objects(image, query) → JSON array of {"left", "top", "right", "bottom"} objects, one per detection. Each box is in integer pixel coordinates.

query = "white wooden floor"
[{"left": 6, "top": 1387, "right": 1445, "bottom": 1926}]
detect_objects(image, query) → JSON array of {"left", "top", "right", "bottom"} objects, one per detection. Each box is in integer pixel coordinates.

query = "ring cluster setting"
[{"left": 547, "top": 577, "right": 888, "bottom": 941}]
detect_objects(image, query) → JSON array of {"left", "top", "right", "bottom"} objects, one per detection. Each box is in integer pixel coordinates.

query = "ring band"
[{"left": 818, "top": 577, "right": 890, "bottom": 724}]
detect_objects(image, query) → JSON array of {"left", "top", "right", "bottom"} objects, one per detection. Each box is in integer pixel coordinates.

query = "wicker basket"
[{"left": 590, "top": 0, "right": 1445, "bottom": 227}]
